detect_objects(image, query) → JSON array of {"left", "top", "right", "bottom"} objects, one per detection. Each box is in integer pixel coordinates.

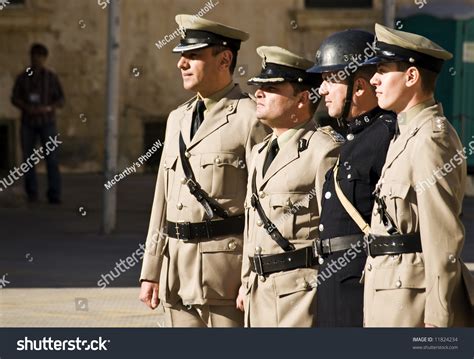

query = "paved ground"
[
  {"left": 0, "top": 174, "right": 473, "bottom": 327},
  {"left": 0, "top": 174, "right": 165, "bottom": 327}
]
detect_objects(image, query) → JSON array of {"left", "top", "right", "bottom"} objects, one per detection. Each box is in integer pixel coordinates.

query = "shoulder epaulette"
[
  {"left": 431, "top": 115, "right": 449, "bottom": 134},
  {"left": 318, "top": 125, "right": 345, "bottom": 143}
]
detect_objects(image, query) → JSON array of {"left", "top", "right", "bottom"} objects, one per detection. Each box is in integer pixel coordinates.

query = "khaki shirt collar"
[
  {"left": 398, "top": 98, "right": 436, "bottom": 134},
  {"left": 267, "top": 120, "right": 310, "bottom": 152},
  {"left": 197, "top": 81, "right": 235, "bottom": 113}
]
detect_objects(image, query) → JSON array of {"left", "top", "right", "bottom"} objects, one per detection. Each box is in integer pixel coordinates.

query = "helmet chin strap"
[{"left": 337, "top": 76, "right": 354, "bottom": 128}]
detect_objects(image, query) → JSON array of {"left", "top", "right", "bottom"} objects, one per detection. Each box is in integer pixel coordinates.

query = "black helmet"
[
  {"left": 307, "top": 29, "right": 375, "bottom": 126},
  {"left": 307, "top": 30, "right": 375, "bottom": 74}
]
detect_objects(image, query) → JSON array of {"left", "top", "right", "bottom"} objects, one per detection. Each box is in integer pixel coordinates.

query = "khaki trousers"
[{"left": 164, "top": 302, "right": 244, "bottom": 328}]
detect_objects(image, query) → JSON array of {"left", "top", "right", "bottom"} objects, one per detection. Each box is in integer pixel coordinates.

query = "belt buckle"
[
  {"left": 186, "top": 178, "right": 199, "bottom": 193},
  {"left": 364, "top": 233, "right": 375, "bottom": 257},
  {"left": 176, "top": 221, "right": 191, "bottom": 241},
  {"left": 253, "top": 253, "right": 265, "bottom": 278},
  {"left": 312, "top": 240, "right": 322, "bottom": 259}
]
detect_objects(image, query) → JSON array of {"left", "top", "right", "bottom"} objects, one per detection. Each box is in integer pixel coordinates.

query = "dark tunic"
[{"left": 316, "top": 106, "right": 396, "bottom": 327}]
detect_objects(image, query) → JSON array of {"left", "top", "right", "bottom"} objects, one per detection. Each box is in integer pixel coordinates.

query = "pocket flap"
[
  {"left": 163, "top": 155, "right": 178, "bottom": 170},
  {"left": 200, "top": 152, "right": 243, "bottom": 168},
  {"left": 338, "top": 166, "right": 366, "bottom": 183},
  {"left": 380, "top": 181, "right": 411, "bottom": 199},
  {"left": 374, "top": 265, "right": 425, "bottom": 290},
  {"left": 199, "top": 237, "right": 242, "bottom": 253},
  {"left": 273, "top": 269, "right": 314, "bottom": 296},
  {"left": 270, "top": 192, "right": 310, "bottom": 209}
]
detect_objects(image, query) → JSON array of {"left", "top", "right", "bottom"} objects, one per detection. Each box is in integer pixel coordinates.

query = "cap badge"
[
  {"left": 382, "top": 50, "right": 395, "bottom": 57},
  {"left": 179, "top": 26, "right": 186, "bottom": 39}
]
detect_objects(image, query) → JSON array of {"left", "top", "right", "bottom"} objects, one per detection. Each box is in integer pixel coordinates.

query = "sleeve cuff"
[{"left": 139, "top": 251, "right": 163, "bottom": 283}]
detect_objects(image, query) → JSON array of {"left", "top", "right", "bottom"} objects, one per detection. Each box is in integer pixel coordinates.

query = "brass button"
[
  {"left": 395, "top": 280, "right": 402, "bottom": 288},
  {"left": 367, "top": 263, "right": 372, "bottom": 271},
  {"left": 448, "top": 254, "right": 457, "bottom": 264},
  {"left": 319, "top": 224, "right": 324, "bottom": 232},
  {"left": 258, "top": 191, "right": 265, "bottom": 199},
  {"left": 214, "top": 157, "right": 221, "bottom": 164},
  {"left": 180, "top": 177, "right": 187, "bottom": 184},
  {"left": 347, "top": 134, "right": 354, "bottom": 141},
  {"left": 347, "top": 174, "right": 352, "bottom": 179},
  {"left": 325, "top": 191, "right": 331, "bottom": 199},
  {"left": 176, "top": 203, "right": 183, "bottom": 210},
  {"left": 256, "top": 219, "right": 263, "bottom": 227},
  {"left": 318, "top": 257, "right": 325, "bottom": 265},
  {"left": 163, "top": 162, "right": 167, "bottom": 169},
  {"left": 184, "top": 151, "right": 191, "bottom": 158},
  {"left": 228, "top": 241, "right": 237, "bottom": 250},
  {"left": 259, "top": 275, "right": 266, "bottom": 282},
  {"left": 255, "top": 246, "right": 262, "bottom": 254},
  {"left": 285, "top": 199, "right": 291, "bottom": 207}
]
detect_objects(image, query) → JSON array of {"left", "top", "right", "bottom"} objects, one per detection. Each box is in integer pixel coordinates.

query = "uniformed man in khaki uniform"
[
  {"left": 363, "top": 23, "right": 474, "bottom": 327},
  {"left": 235, "top": 46, "right": 343, "bottom": 327},
  {"left": 139, "top": 15, "right": 269, "bottom": 327}
]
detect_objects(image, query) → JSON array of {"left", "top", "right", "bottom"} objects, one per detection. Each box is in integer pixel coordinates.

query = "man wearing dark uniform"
[{"left": 307, "top": 30, "right": 396, "bottom": 327}]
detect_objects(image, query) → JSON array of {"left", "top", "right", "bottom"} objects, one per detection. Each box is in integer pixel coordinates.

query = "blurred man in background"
[{"left": 11, "top": 43, "right": 65, "bottom": 204}]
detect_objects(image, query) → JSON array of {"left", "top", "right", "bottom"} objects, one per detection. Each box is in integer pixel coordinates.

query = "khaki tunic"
[
  {"left": 364, "top": 100, "right": 473, "bottom": 327},
  {"left": 140, "top": 84, "right": 269, "bottom": 307},
  {"left": 242, "top": 121, "right": 342, "bottom": 327}
]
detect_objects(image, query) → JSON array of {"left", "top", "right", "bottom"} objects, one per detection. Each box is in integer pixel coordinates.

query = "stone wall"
[{"left": 1, "top": 0, "right": 471, "bottom": 173}]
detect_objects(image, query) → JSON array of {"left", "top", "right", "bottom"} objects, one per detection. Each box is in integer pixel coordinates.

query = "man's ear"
[
  {"left": 353, "top": 77, "right": 367, "bottom": 96},
  {"left": 297, "top": 90, "right": 310, "bottom": 109},
  {"left": 405, "top": 66, "right": 420, "bottom": 89},
  {"left": 219, "top": 49, "right": 233, "bottom": 71}
]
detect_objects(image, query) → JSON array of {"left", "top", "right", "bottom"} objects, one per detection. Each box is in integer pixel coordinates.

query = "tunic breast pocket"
[
  {"left": 379, "top": 181, "right": 412, "bottom": 232},
  {"left": 343, "top": 167, "right": 373, "bottom": 214},
  {"left": 199, "top": 152, "right": 246, "bottom": 199},
  {"left": 269, "top": 193, "right": 311, "bottom": 240},
  {"left": 163, "top": 155, "right": 179, "bottom": 201}
]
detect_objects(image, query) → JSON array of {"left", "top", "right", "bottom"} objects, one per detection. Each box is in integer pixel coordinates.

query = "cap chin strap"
[{"left": 337, "top": 76, "right": 354, "bottom": 128}]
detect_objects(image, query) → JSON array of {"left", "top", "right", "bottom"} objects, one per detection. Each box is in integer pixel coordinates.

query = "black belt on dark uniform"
[
  {"left": 166, "top": 215, "right": 244, "bottom": 241},
  {"left": 365, "top": 232, "right": 422, "bottom": 257},
  {"left": 249, "top": 246, "right": 318, "bottom": 277},
  {"left": 315, "top": 234, "right": 364, "bottom": 257}
]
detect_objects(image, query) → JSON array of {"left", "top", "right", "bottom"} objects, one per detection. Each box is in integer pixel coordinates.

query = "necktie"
[
  {"left": 262, "top": 138, "right": 279, "bottom": 176},
  {"left": 191, "top": 99, "right": 206, "bottom": 139}
]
